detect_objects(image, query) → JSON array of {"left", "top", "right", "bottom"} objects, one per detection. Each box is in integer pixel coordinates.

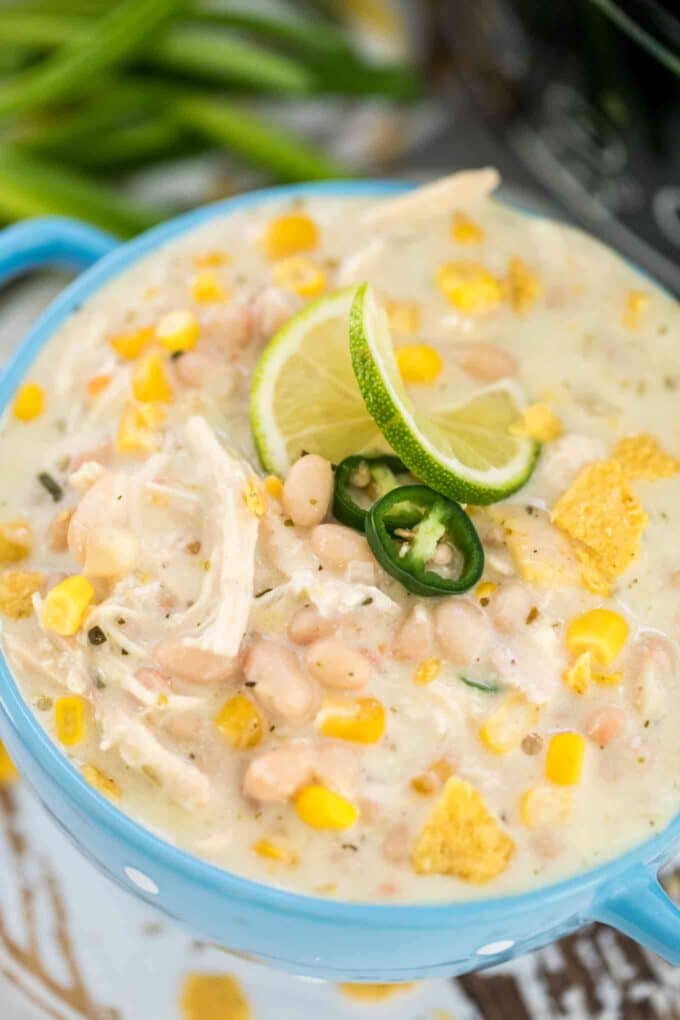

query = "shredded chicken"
[
  {"left": 362, "top": 168, "right": 500, "bottom": 230},
  {"left": 176, "top": 416, "right": 258, "bottom": 659},
  {"left": 97, "top": 692, "right": 214, "bottom": 809}
]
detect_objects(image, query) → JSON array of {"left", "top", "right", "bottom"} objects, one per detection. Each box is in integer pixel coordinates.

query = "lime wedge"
[
  {"left": 250, "top": 287, "right": 385, "bottom": 475},
  {"left": 349, "top": 284, "right": 539, "bottom": 504}
]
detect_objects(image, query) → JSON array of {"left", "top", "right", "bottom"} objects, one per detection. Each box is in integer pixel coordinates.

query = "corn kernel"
[
  {"left": 109, "top": 325, "right": 154, "bottom": 360},
  {"left": 242, "top": 478, "right": 266, "bottom": 518},
  {"left": 563, "top": 651, "right": 592, "bottom": 695},
  {"left": 272, "top": 256, "right": 326, "bottom": 298},
  {"left": 117, "top": 402, "right": 165, "bottom": 454},
  {"left": 411, "top": 757, "right": 454, "bottom": 795},
  {"left": 623, "top": 289, "right": 649, "bottom": 329},
  {"left": 566, "top": 608, "right": 629, "bottom": 665},
  {"left": 316, "top": 696, "right": 386, "bottom": 744},
  {"left": 504, "top": 256, "right": 542, "bottom": 314},
  {"left": 156, "top": 309, "right": 200, "bottom": 353},
  {"left": 0, "top": 519, "right": 31, "bottom": 563},
  {"left": 215, "top": 693, "right": 264, "bottom": 750},
  {"left": 131, "top": 352, "right": 173, "bottom": 404},
  {"left": 451, "top": 212, "right": 484, "bottom": 244},
  {"left": 264, "top": 475, "right": 283, "bottom": 500},
  {"left": 476, "top": 581, "right": 497, "bottom": 603},
  {"left": 435, "top": 261, "right": 503, "bottom": 315},
  {"left": 42, "top": 575, "right": 94, "bottom": 636},
  {"left": 86, "top": 374, "right": 112, "bottom": 401},
  {"left": 193, "top": 250, "right": 230, "bottom": 268},
  {"left": 519, "top": 785, "right": 572, "bottom": 827},
  {"left": 55, "top": 695, "right": 87, "bottom": 747},
  {"left": 81, "top": 763, "right": 121, "bottom": 801},
  {"left": 413, "top": 658, "right": 441, "bottom": 686},
  {"left": 13, "top": 382, "right": 45, "bottom": 422},
  {"left": 252, "top": 838, "right": 298, "bottom": 866},
  {"left": 0, "top": 740, "right": 18, "bottom": 785},
  {"left": 509, "top": 403, "right": 563, "bottom": 443},
  {"left": 396, "top": 344, "right": 443, "bottom": 384},
  {"left": 479, "top": 693, "right": 540, "bottom": 755},
  {"left": 294, "top": 784, "right": 358, "bottom": 830},
  {"left": 385, "top": 298, "right": 421, "bottom": 335},
  {"left": 191, "top": 270, "right": 228, "bottom": 304},
  {"left": 0, "top": 570, "right": 43, "bottom": 619},
  {"left": 546, "top": 732, "right": 586, "bottom": 785},
  {"left": 263, "top": 212, "right": 318, "bottom": 259}
]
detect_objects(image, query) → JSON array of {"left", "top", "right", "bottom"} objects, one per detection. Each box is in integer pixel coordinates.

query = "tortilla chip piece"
[
  {"left": 488, "top": 505, "right": 581, "bottom": 588},
  {"left": 612, "top": 433, "right": 680, "bottom": 481},
  {"left": 551, "top": 460, "right": 647, "bottom": 587},
  {"left": 0, "top": 571, "right": 43, "bottom": 619},
  {"left": 412, "top": 776, "right": 515, "bottom": 882}
]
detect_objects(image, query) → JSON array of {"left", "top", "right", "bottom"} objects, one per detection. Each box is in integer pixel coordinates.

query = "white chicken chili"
[{"left": 0, "top": 171, "right": 678, "bottom": 902}]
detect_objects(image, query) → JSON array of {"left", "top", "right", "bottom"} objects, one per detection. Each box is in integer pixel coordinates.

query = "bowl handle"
[
  {"left": 0, "top": 216, "right": 117, "bottom": 287},
  {"left": 594, "top": 864, "right": 680, "bottom": 964}
]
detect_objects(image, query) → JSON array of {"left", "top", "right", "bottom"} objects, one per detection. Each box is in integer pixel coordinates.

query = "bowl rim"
[{"left": 0, "top": 177, "right": 677, "bottom": 927}]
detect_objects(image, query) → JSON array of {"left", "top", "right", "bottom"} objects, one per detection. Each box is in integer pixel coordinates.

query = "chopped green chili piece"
[
  {"left": 365, "top": 484, "right": 484, "bottom": 597},
  {"left": 460, "top": 676, "right": 500, "bottom": 693},
  {"left": 37, "top": 471, "right": 63, "bottom": 502},
  {"left": 333, "top": 454, "right": 408, "bottom": 531}
]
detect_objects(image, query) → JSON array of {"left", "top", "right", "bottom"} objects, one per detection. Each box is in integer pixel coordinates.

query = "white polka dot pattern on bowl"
[
  {"left": 124, "top": 866, "right": 159, "bottom": 895},
  {"left": 476, "top": 939, "right": 514, "bottom": 956}
]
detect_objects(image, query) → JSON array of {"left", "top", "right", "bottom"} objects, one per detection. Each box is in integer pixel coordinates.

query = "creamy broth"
[{"left": 0, "top": 182, "right": 678, "bottom": 902}]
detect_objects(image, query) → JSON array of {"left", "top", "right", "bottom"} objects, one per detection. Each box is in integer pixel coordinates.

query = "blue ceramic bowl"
[{"left": 0, "top": 182, "right": 677, "bottom": 981}]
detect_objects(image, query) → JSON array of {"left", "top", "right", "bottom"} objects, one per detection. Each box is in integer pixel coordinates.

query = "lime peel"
[{"left": 349, "top": 283, "right": 539, "bottom": 505}]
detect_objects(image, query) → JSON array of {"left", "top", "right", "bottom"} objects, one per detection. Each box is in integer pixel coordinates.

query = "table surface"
[{"left": 0, "top": 267, "right": 677, "bottom": 1020}]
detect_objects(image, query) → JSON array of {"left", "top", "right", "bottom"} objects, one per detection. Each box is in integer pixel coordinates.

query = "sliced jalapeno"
[
  {"left": 333, "top": 453, "right": 408, "bottom": 532},
  {"left": 365, "top": 484, "right": 484, "bottom": 596}
]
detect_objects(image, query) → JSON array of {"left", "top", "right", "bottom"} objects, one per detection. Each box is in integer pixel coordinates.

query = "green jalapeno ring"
[
  {"left": 333, "top": 453, "right": 408, "bottom": 532},
  {"left": 365, "top": 484, "right": 484, "bottom": 596}
]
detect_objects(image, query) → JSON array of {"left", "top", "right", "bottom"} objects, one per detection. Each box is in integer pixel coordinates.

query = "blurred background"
[{"left": 0, "top": 0, "right": 678, "bottom": 289}]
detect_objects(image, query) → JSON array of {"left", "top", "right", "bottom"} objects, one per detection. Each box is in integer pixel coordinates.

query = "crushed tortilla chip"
[
  {"left": 612, "top": 433, "right": 680, "bottom": 481},
  {"left": 488, "top": 505, "right": 580, "bottom": 588},
  {"left": 504, "top": 256, "right": 542, "bottom": 314},
  {"left": 412, "top": 776, "right": 514, "bottom": 882},
  {"left": 0, "top": 571, "right": 43, "bottom": 619},
  {"left": 551, "top": 460, "right": 647, "bottom": 590}
]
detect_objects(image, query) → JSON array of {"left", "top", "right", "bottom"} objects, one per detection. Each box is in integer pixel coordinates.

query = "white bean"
[
  {"left": 393, "top": 606, "right": 434, "bottom": 661},
  {"left": 282, "top": 455, "right": 333, "bottom": 528},
  {"left": 83, "top": 526, "right": 139, "bottom": 579},
  {"left": 153, "top": 639, "right": 238, "bottom": 685},
  {"left": 243, "top": 743, "right": 313, "bottom": 803},
  {"left": 488, "top": 581, "right": 534, "bottom": 634},
  {"left": 310, "top": 523, "right": 373, "bottom": 571},
  {"left": 243, "top": 741, "right": 359, "bottom": 804},
  {"left": 68, "top": 472, "right": 128, "bottom": 563},
  {"left": 287, "top": 604, "right": 335, "bottom": 645},
  {"left": 435, "top": 599, "right": 491, "bottom": 667},
  {"left": 174, "top": 352, "right": 216, "bottom": 388},
  {"left": 251, "top": 286, "right": 302, "bottom": 341},
  {"left": 47, "top": 509, "right": 73, "bottom": 552},
  {"left": 244, "top": 638, "right": 316, "bottom": 724},
  {"left": 455, "top": 342, "right": 517, "bottom": 381},
  {"left": 629, "top": 635, "right": 675, "bottom": 722},
  {"left": 305, "top": 638, "right": 373, "bottom": 689}
]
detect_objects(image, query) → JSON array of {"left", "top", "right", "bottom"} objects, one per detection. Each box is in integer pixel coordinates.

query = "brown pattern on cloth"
[
  {"left": 0, "top": 786, "right": 120, "bottom": 1020},
  {"left": 456, "top": 918, "right": 680, "bottom": 1019}
]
